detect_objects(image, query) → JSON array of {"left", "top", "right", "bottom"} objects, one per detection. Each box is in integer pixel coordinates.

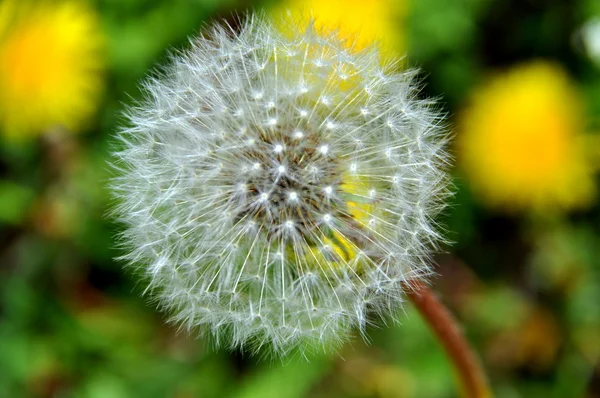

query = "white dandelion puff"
[{"left": 110, "top": 14, "right": 451, "bottom": 356}]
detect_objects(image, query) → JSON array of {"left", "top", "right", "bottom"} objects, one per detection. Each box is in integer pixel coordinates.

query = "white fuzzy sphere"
[{"left": 111, "top": 15, "right": 450, "bottom": 356}]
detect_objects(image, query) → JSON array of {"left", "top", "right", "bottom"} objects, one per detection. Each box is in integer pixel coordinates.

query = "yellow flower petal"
[
  {"left": 271, "top": 0, "right": 406, "bottom": 58},
  {"left": 0, "top": 0, "right": 104, "bottom": 140},
  {"left": 457, "top": 61, "right": 596, "bottom": 212}
]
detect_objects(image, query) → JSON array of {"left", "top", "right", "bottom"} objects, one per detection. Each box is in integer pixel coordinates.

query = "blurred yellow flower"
[
  {"left": 271, "top": 0, "right": 406, "bottom": 58},
  {"left": 457, "top": 61, "right": 596, "bottom": 212},
  {"left": 0, "top": 0, "right": 104, "bottom": 140}
]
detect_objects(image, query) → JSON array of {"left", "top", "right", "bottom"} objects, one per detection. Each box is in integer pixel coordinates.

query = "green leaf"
[
  {"left": 234, "top": 356, "right": 330, "bottom": 398},
  {"left": 0, "top": 181, "right": 34, "bottom": 224}
]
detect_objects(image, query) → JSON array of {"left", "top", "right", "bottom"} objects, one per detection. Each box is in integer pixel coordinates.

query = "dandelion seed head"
[{"left": 111, "top": 15, "right": 450, "bottom": 356}]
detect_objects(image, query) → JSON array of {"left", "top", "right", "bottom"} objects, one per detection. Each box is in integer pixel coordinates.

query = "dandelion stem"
[{"left": 404, "top": 280, "right": 492, "bottom": 398}]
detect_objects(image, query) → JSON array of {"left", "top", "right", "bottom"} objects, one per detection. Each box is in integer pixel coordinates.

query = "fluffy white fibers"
[{"left": 111, "top": 15, "right": 450, "bottom": 356}]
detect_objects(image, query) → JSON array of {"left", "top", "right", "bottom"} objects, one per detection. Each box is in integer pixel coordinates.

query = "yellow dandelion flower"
[
  {"left": 0, "top": 0, "right": 104, "bottom": 140},
  {"left": 457, "top": 61, "right": 596, "bottom": 212},
  {"left": 271, "top": 0, "right": 406, "bottom": 58}
]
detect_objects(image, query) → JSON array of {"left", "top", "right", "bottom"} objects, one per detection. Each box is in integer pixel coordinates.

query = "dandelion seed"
[{"left": 111, "top": 14, "right": 450, "bottom": 356}]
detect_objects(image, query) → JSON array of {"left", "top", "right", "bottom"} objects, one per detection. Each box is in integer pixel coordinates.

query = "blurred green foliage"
[{"left": 1, "top": 0, "right": 599, "bottom": 397}]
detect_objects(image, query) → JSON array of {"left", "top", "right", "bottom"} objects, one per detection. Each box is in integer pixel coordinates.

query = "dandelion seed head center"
[{"left": 220, "top": 126, "right": 343, "bottom": 236}]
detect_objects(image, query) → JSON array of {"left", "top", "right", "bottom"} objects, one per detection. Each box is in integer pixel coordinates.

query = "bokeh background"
[{"left": 1, "top": 0, "right": 599, "bottom": 397}]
